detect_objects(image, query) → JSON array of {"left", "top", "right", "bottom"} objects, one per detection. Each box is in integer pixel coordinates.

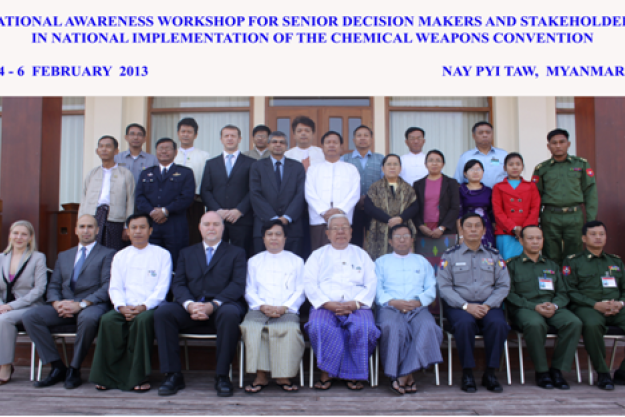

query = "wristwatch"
[
  {"left": 438, "top": 226, "right": 445, "bottom": 231},
  {"left": 79, "top": 301, "right": 88, "bottom": 309},
  {"left": 161, "top": 208, "right": 169, "bottom": 217},
  {"left": 462, "top": 303, "right": 468, "bottom": 311}
]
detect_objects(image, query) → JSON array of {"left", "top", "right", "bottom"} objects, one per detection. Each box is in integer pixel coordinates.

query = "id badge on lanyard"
[
  {"left": 602, "top": 270, "right": 617, "bottom": 288},
  {"left": 538, "top": 276, "right": 554, "bottom": 291}
]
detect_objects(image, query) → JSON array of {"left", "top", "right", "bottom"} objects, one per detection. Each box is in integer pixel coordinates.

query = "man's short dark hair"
[
  {"left": 321, "top": 131, "right": 343, "bottom": 145},
  {"left": 353, "top": 125, "right": 373, "bottom": 136},
  {"left": 98, "top": 135, "right": 119, "bottom": 149},
  {"left": 126, "top": 213, "right": 153, "bottom": 228},
  {"left": 389, "top": 223, "right": 413, "bottom": 238},
  {"left": 471, "top": 121, "right": 493, "bottom": 133},
  {"left": 220, "top": 124, "right": 241, "bottom": 137},
  {"left": 405, "top": 127, "right": 425, "bottom": 140},
  {"left": 460, "top": 212, "right": 485, "bottom": 228},
  {"left": 547, "top": 128, "right": 570, "bottom": 142},
  {"left": 253, "top": 125, "right": 271, "bottom": 136},
  {"left": 177, "top": 117, "right": 199, "bottom": 134},
  {"left": 125, "top": 123, "right": 146, "bottom": 136},
  {"left": 520, "top": 225, "right": 541, "bottom": 239},
  {"left": 261, "top": 219, "right": 288, "bottom": 237},
  {"left": 268, "top": 131, "right": 287, "bottom": 143},
  {"left": 583, "top": 220, "right": 607, "bottom": 235},
  {"left": 155, "top": 137, "right": 177, "bottom": 151},
  {"left": 291, "top": 116, "right": 315, "bottom": 133}
]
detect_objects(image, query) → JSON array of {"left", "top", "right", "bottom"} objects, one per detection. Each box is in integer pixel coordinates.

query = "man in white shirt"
[
  {"left": 78, "top": 135, "right": 135, "bottom": 251},
  {"left": 399, "top": 127, "right": 428, "bottom": 187},
  {"left": 304, "top": 214, "right": 380, "bottom": 390},
  {"left": 89, "top": 213, "right": 172, "bottom": 392},
  {"left": 243, "top": 125, "right": 272, "bottom": 160},
  {"left": 305, "top": 131, "right": 360, "bottom": 251},
  {"left": 284, "top": 116, "right": 325, "bottom": 171},
  {"left": 173, "top": 117, "right": 210, "bottom": 246},
  {"left": 240, "top": 220, "right": 305, "bottom": 393}
]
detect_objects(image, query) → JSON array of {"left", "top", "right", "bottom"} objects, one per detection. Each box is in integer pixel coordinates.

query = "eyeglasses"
[
  {"left": 392, "top": 234, "right": 412, "bottom": 239},
  {"left": 467, "top": 167, "right": 483, "bottom": 173},
  {"left": 128, "top": 132, "right": 145, "bottom": 137},
  {"left": 329, "top": 226, "right": 351, "bottom": 232}
]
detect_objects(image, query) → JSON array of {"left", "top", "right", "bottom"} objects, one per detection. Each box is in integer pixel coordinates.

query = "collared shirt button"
[
  {"left": 511, "top": 209, "right": 515, "bottom": 213},
  {"left": 518, "top": 199, "right": 522, "bottom": 202},
  {"left": 519, "top": 209, "right": 523, "bottom": 213},
  {"left": 510, "top": 198, "right": 514, "bottom": 202}
]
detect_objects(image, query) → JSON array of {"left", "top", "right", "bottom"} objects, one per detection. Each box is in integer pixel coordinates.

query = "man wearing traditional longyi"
[
  {"left": 375, "top": 224, "right": 442, "bottom": 395},
  {"left": 89, "top": 213, "right": 171, "bottom": 392},
  {"left": 240, "top": 220, "right": 305, "bottom": 393},
  {"left": 304, "top": 214, "right": 380, "bottom": 391}
]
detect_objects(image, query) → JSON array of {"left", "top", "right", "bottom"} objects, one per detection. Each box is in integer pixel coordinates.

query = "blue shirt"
[
  {"left": 341, "top": 150, "right": 384, "bottom": 195},
  {"left": 453, "top": 146, "right": 508, "bottom": 189},
  {"left": 375, "top": 253, "right": 437, "bottom": 307}
]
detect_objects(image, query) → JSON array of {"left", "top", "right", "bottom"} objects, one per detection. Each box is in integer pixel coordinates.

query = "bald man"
[
  {"left": 23, "top": 215, "right": 115, "bottom": 389},
  {"left": 155, "top": 211, "right": 247, "bottom": 397}
]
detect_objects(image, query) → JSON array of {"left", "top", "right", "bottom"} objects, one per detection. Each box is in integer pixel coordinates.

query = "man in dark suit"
[
  {"left": 250, "top": 131, "right": 306, "bottom": 256},
  {"left": 154, "top": 211, "right": 246, "bottom": 397},
  {"left": 22, "top": 214, "right": 115, "bottom": 389},
  {"left": 200, "top": 124, "right": 255, "bottom": 258},
  {"left": 135, "top": 137, "right": 195, "bottom": 268}
]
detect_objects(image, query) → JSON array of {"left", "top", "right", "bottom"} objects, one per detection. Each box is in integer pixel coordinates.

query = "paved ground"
[{"left": 1, "top": 366, "right": 625, "bottom": 415}]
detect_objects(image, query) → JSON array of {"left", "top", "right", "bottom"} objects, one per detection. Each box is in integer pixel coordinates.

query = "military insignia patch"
[
  {"left": 173, "top": 172, "right": 182, "bottom": 176},
  {"left": 571, "top": 168, "right": 583, "bottom": 172},
  {"left": 543, "top": 270, "right": 555, "bottom": 275},
  {"left": 532, "top": 175, "right": 539, "bottom": 183},
  {"left": 147, "top": 172, "right": 153, "bottom": 176},
  {"left": 562, "top": 266, "right": 571, "bottom": 276},
  {"left": 483, "top": 258, "right": 494, "bottom": 266},
  {"left": 498, "top": 260, "right": 506, "bottom": 269},
  {"left": 440, "top": 260, "right": 448, "bottom": 270},
  {"left": 586, "top": 168, "right": 595, "bottom": 177},
  {"left": 609, "top": 266, "right": 621, "bottom": 272}
]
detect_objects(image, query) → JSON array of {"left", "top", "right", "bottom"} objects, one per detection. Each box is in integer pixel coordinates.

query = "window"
[
  {"left": 556, "top": 97, "right": 576, "bottom": 155},
  {"left": 388, "top": 97, "right": 491, "bottom": 176},
  {"left": 60, "top": 97, "right": 85, "bottom": 207},
  {"left": 148, "top": 97, "right": 251, "bottom": 157}
]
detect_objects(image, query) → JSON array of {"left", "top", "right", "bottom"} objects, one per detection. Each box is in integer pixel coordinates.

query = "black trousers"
[
  {"left": 223, "top": 222, "right": 253, "bottom": 259},
  {"left": 150, "top": 215, "right": 189, "bottom": 269},
  {"left": 253, "top": 237, "right": 301, "bottom": 257},
  {"left": 154, "top": 302, "right": 243, "bottom": 376},
  {"left": 444, "top": 302, "right": 510, "bottom": 369},
  {"left": 350, "top": 208, "right": 369, "bottom": 248}
]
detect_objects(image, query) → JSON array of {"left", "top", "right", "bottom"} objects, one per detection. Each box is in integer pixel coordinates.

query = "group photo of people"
[{"left": 1, "top": 111, "right": 623, "bottom": 402}]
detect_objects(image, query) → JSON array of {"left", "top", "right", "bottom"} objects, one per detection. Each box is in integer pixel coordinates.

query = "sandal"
[
  {"left": 405, "top": 382, "right": 418, "bottom": 394},
  {"left": 313, "top": 379, "right": 333, "bottom": 390},
  {"left": 345, "top": 380, "right": 364, "bottom": 391},
  {"left": 133, "top": 382, "right": 151, "bottom": 393},
  {"left": 0, "top": 365, "right": 14, "bottom": 385},
  {"left": 95, "top": 385, "right": 109, "bottom": 391},
  {"left": 277, "top": 382, "right": 299, "bottom": 393},
  {"left": 390, "top": 380, "right": 405, "bottom": 395},
  {"left": 244, "top": 383, "right": 267, "bottom": 394}
]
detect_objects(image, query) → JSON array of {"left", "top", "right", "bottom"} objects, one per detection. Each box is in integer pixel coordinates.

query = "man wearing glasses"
[{"left": 115, "top": 123, "right": 159, "bottom": 183}]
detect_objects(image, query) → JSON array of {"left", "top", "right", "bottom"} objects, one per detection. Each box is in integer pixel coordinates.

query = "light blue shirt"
[
  {"left": 351, "top": 149, "right": 372, "bottom": 170},
  {"left": 269, "top": 156, "right": 291, "bottom": 223},
  {"left": 375, "top": 253, "right": 437, "bottom": 307},
  {"left": 453, "top": 146, "right": 508, "bottom": 188}
]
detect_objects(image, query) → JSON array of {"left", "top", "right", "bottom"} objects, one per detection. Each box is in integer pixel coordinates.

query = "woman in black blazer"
[{"left": 413, "top": 150, "right": 460, "bottom": 237}]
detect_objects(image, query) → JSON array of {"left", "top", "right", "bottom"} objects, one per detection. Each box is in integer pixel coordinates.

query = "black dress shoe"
[
  {"left": 482, "top": 373, "right": 503, "bottom": 393},
  {"left": 64, "top": 368, "right": 82, "bottom": 389},
  {"left": 158, "top": 373, "right": 185, "bottom": 396},
  {"left": 461, "top": 374, "right": 477, "bottom": 393},
  {"left": 34, "top": 367, "right": 67, "bottom": 388},
  {"left": 215, "top": 375, "right": 234, "bottom": 397},
  {"left": 613, "top": 369, "right": 625, "bottom": 385},
  {"left": 535, "top": 372, "right": 554, "bottom": 389},
  {"left": 549, "top": 369, "right": 569, "bottom": 390},
  {"left": 597, "top": 373, "right": 615, "bottom": 390}
]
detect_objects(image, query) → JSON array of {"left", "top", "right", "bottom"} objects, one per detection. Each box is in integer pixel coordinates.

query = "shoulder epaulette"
[
  {"left": 444, "top": 245, "right": 461, "bottom": 254},
  {"left": 608, "top": 253, "right": 621, "bottom": 259},
  {"left": 535, "top": 163, "right": 542, "bottom": 170},
  {"left": 567, "top": 254, "right": 576, "bottom": 259},
  {"left": 484, "top": 245, "right": 499, "bottom": 255},
  {"left": 506, "top": 254, "right": 521, "bottom": 263}
]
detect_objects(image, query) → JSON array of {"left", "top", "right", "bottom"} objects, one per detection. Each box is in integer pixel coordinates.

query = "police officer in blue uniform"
[{"left": 135, "top": 137, "right": 195, "bottom": 268}]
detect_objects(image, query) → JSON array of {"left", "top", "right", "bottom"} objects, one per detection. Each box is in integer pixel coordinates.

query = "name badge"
[
  {"left": 538, "top": 277, "right": 554, "bottom": 291},
  {"left": 455, "top": 262, "right": 466, "bottom": 266},
  {"left": 602, "top": 277, "right": 618, "bottom": 288},
  {"left": 490, "top": 158, "right": 500, "bottom": 165}
]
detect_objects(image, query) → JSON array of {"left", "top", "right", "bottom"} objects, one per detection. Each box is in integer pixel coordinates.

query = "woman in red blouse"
[{"left": 492, "top": 152, "right": 541, "bottom": 260}]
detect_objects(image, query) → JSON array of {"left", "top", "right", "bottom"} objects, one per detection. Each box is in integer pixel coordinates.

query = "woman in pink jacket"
[{"left": 492, "top": 152, "right": 541, "bottom": 260}]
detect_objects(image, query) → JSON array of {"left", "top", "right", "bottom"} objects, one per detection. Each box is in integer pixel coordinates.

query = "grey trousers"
[
  {"left": 22, "top": 304, "right": 109, "bottom": 369},
  {"left": 0, "top": 307, "right": 32, "bottom": 365}
]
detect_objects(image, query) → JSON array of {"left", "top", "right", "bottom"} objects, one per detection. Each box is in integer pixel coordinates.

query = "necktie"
[
  {"left": 226, "top": 155, "right": 233, "bottom": 177},
  {"left": 275, "top": 161, "right": 282, "bottom": 190},
  {"left": 162, "top": 167, "right": 168, "bottom": 176},
  {"left": 206, "top": 246, "right": 214, "bottom": 266},
  {"left": 71, "top": 247, "right": 87, "bottom": 292}
]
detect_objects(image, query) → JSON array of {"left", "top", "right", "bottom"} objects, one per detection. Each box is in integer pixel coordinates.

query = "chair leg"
[
  {"left": 229, "top": 363, "right": 233, "bottom": 381},
  {"left": 588, "top": 355, "right": 594, "bottom": 386},
  {"left": 447, "top": 333, "right": 453, "bottom": 386},
  {"left": 30, "top": 342, "right": 36, "bottom": 382},
  {"left": 369, "top": 355, "right": 374, "bottom": 387},
  {"left": 239, "top": 340, "right": 244, "bottom": 389},
  {"left": 609, "top": 339, "right": 618, "bottom": 371},
  {"left": 504, "top": 340, "right": 511, "bottom": 386},
  {"left": 184, "top": 339, "right": 189, "bottom": 371},
  {"left": 300, "top": 359, "right": 304, "bottom": 387},
  {"left": 37, "top": 359, "right": 43, "bottom": 381},
  {"left": 375, "top": 345, "right": 379, "bottom": 387},
  {"left": 435, "top": 363, "right": 440, "bottom": 386},
  {"left": 61, "top": 338, "right": 68, "bottom": 364},
  {"left": 574, "top": 349, "right": 581, "bottom": 384},
  {"left": 309, "top": 347, "right": 314, "bottom": 388},
  {"left": 517, "top": 333, "right": 525, "bottom": 385}
]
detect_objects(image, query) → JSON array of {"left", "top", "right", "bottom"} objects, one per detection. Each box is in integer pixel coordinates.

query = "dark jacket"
[
  {"left": 249, "top": 157, "right": 306, "bottom": 238},
  {"left": 135, "top": 163, "right": 195, "bottom": 218},
  {"left": 172, "top": 241, "right": 247, "bottom": 313},
  {"left": 413, "top": 174, "right": 459, "bottom": 235}
]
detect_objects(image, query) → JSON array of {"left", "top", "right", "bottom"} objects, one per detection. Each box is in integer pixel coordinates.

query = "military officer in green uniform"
[
  {"left": 532, "top": 128, "right": 598, "bottom": 265},
  {"left": 507, "top": 225, "right": 582, "bottom": 389},
  {"left": 563, "top": 221, "right": 625, "bottom": 390}
]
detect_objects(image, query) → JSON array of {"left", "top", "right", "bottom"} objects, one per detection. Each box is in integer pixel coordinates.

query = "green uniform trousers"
[
  {"left": 540, "top": 209, "right": 583, "bottom": 265},
  {"left": 511, "top": 308, "right": 582, "bottom": 373},
  {"left": 572, "top": 306, "right": 625, "bottom": 373},
  {"left": 89, "top": 309, "right": 155, "bottom": 391}
]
